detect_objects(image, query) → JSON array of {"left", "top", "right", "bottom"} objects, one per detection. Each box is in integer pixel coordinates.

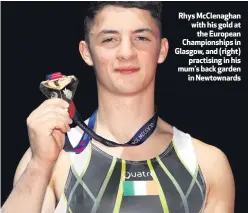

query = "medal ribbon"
[{"left": 46, "top": 72, "right": 158, "bottom": 154}]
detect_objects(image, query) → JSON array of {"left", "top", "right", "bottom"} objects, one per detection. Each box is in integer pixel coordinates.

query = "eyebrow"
[
  {"left": 97, "top": 28, "right": 154, "bottom": 37},
  {"left": 133, "top": 28, "right": 153, "bottom": 34}
]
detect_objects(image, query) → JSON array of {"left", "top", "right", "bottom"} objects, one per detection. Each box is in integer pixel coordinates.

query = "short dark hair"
[{"left": 83, "top": 1, "right": 163, "bottom": 43}]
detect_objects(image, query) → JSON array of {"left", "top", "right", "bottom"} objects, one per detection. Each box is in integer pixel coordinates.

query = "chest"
[
  {"left": 56, "top": 144, "right": 206, "bottom": 213},
  {"left": 90, "top": 132, "right": 172, "bottom": 161}
]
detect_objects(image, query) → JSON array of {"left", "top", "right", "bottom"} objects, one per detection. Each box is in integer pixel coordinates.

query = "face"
[{"left": 80, "top": 6, "right": 168, "bottom": 95}]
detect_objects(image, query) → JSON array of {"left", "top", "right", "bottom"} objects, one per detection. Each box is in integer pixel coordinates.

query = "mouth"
[{"left": 115, "top": 67, "right": 140, "bottom": 74}]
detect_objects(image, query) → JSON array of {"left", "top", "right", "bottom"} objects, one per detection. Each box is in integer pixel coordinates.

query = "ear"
[
  {"left": 157, "top": 38, "right": 169, "bottom": 64},
  {"left": 79, "top": 41, "right": 93, "bottom": 66}
]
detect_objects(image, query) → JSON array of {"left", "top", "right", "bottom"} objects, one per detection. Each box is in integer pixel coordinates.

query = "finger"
[
  {"left": 29, "top": 112, "right": 71, "bottom": 134},
  {"left": 37, "top": 98, "right": 69, "bottom": 111},
  {"left": 27, "top": 98, "right": 69, "bottom": 124},
  {"left": 28, "top": 105, "right": 72, "bottom": 125},
  {"left": 41, "top": 111, "right": 71, "bottom": 130},
  {"left": 52, "top": 119, "right": 70, "bottom": 134}
]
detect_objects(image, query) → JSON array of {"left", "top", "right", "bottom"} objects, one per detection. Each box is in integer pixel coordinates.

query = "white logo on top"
[{"left": 124, "top": 171, "right": 155, "bottom": 179}]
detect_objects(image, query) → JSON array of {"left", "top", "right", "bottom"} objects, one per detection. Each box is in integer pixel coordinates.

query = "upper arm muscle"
[
  {"left": 192, "top": 138, "right": 235, "bottom": 213},
  {"left": 204, "top": 148, "right": 235, "bottom": 212}
]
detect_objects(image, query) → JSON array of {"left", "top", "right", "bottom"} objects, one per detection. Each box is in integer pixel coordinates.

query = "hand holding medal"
[{"left": 40, "top": 72, "right": 158, "bottom": 154}]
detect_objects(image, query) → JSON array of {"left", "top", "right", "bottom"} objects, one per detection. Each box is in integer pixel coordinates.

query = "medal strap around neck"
[
  {"left": 46, "top": 72, "right": 158, "bottom": 154},
  {"left": 72, "top": 109, "right": 158, "bottom": 153}
]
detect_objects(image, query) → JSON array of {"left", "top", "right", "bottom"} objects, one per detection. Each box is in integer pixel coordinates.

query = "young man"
[{"left": 2, "top": 2, "right": 235, "bottom": 213}]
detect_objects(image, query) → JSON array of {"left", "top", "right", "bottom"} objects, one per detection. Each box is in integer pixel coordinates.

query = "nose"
[{"left": 116, "top": 38, "right": 137, "bottom": 61}]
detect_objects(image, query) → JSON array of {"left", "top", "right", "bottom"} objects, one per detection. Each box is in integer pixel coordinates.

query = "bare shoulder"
[
  {"left": 191, "top": 137, "right": 235, "bottom": 212},
  {"left": 191, "top": 137, "right": 233, "bottom": 176}
]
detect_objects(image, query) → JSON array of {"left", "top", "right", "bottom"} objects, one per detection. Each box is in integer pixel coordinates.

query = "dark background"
[{"left": 1, "top": 2, "right": 247, "bottom": 212}]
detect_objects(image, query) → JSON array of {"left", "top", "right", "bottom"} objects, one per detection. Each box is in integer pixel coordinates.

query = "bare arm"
[
  {"left": 192, "top": 138, "right": 235, "bottom": 213},
  {"left": 203, "top": 147, "right": 235, "bottom": 213},
  {"left": 2, "top": 148, "right": 56, "bottom": 213},
  {"left": 2, "top": 99, "right": 71, "bottom": 213}
]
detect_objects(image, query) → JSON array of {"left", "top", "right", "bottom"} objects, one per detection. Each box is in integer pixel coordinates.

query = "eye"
[
  {"left": 135, "top": 36, "right": 150, "bottom": 41},
  {"left": 102, "top": 37, "right": 117, "bottom": 43}
]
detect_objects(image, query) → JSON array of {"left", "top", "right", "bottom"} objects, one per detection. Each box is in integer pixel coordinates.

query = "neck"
[{"left": 95, "top": 83, "right": 155, "bottom": 144}]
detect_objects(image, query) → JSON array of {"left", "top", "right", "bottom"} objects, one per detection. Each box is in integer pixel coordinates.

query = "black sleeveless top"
[{"left": 54, "top": 126, "right": 206, "bottom": 213}]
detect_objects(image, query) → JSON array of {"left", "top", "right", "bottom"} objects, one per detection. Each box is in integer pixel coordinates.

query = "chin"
[
  {"left": 112, "top": 84, "right": 148, "bottom": 96},
  {"left": 98, "top": 76, "right": 154, "bottom": 96}
]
